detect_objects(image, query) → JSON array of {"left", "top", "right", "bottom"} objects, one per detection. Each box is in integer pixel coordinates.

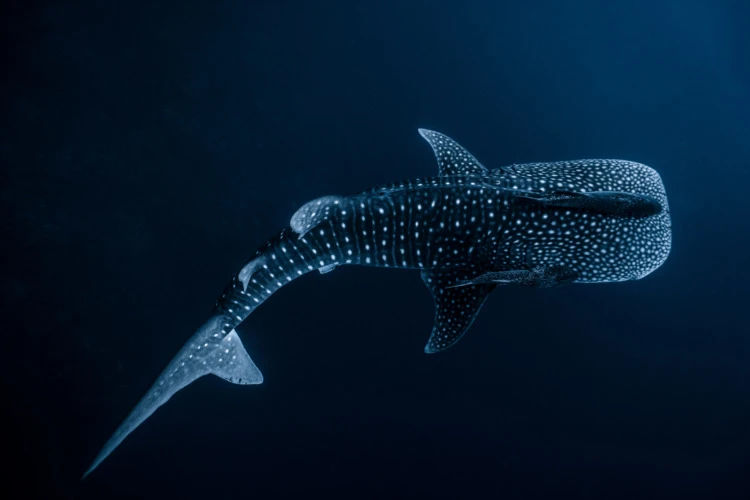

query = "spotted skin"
[{"left": 84, "top": 129, "right": 672, "bottom": 477}]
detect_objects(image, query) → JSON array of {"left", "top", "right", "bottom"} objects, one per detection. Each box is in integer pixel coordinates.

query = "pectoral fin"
[{"left": 421, "top": 269, "right": 495, "bottom": 353}]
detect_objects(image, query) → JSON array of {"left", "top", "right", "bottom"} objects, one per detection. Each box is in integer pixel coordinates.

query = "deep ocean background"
[{"left": 3, "top": 1, "right": 750, "bottom": 498}]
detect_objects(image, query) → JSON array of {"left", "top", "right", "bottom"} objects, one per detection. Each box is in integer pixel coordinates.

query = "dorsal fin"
[
  {"left": 418, "top": 129, "right": 488, "bottom": 177},
  {"left": 421, "top": 269, "right": 495, "bottom": 353}
]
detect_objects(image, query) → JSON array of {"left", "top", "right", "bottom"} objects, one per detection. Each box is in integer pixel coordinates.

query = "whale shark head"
[{"left": 417, "top": 129, "right": 672, "bottom": 283}]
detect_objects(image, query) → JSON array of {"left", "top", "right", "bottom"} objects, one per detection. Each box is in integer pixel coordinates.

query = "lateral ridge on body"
[{"left": 84, "top": 129, "right": 672, "bottom": 477}]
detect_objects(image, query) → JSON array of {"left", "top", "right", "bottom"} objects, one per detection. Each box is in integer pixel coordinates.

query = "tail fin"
[{"left": 82, "top": 316, "right": 262, "bottom": 478}]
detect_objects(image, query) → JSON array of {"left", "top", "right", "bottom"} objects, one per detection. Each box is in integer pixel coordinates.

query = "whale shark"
[{"left": 83, "top": 129, "right": 672, "bottom": 477}]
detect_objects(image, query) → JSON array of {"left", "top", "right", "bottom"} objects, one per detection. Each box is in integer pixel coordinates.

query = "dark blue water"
[{"left": 3, "top": 1, "right": 749, "bottom": 498}]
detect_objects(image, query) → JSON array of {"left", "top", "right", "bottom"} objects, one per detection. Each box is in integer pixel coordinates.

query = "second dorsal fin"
[
  {"left": 290, "top": 195, "right": 345, "bottom": 238},
  {"left": 418, "top": 129, "right": 488, "bottom": 177}
]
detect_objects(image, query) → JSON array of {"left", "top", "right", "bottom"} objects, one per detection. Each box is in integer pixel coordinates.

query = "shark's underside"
[{"left": 83, "top": 129, "right": 672, "bottom": 477}]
